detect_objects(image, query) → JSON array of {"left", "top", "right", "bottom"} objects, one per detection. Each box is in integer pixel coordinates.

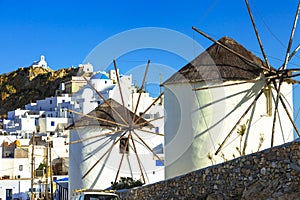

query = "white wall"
[
  {"left": 36, "top": 95, "right": 72, "bottom": 113},
  {"left": 39, "top": 117, "right": 68, "bottom": 133},
  {"left": 0, "top": 179, "right": 31, "bottom": 200},
  {"left": 4, "top": 110, "right": 38, "bottom": 135},
  {"left": 52, "top": 137, "right": 69, "bottom": 158},
  {"left": 69, "top": 126, "right": 164, "bottom": 195},
  {"left": 164, "top": 80, "right": 294, "bottom": 179}
]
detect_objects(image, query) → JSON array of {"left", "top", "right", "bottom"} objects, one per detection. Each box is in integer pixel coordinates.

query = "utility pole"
[
  {"left": 31, "top": 132, "right": 35, "bottom": 200},
  {"left": 45, "top": 140, "right": 49, "bottom": 199},
  {"left": 159, "top": 73, "right": 163, "bottom": 105},
  {"left": 49, "top": 140, "right": 53, "bottom": 200}
]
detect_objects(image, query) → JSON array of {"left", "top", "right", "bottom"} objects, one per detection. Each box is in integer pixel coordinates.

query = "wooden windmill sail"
[
  {"left": 191, "top": 0, "right": 300, "bottom": 155},
  {"left": 67, "top": 60, "right": 164, "bottom": 191}
]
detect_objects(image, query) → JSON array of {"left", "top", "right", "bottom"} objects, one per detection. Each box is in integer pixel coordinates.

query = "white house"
[
  {"left": 4, "top": 94, "right": 74, "bottom": 137},
  {"left": 0, "top": 136, "right": 69, "bottom": 200},
  {"left": 78, "top": 63, "right": 94, "bottom": 73},
  {"left": 32, "top": 55, "right": 49, "bottom": 68},
  {"left": 3, "top": 109, "right": 39, "bottom": 137},
  {"left": 72, "top": 72, "right": 132, "bottom": 115},
  {"left": 163, "top": 37, "right": 294, "bottom": 179}
]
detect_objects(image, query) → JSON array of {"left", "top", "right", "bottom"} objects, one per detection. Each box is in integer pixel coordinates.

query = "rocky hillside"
[{"left": 0, "top": 66, "right": 82, "bottom": 118}]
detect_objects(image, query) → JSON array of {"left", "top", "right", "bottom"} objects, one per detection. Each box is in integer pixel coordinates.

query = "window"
[
  {"left": 19, "top": 165, "right": 23, "bottom": 171},
  {"left": 119, "top": 137, "right": 129, "bottom": 154},
  {"left": 50, "top": 100, "right": 52, "bottom": 104},
  {"left": 264, "top": 86, "right": 272, "bottom": 116},
  {"left": 156, "top": 160, "right": 164, "bottom": 166},
  {"left": 51, "top": 121, "right": 55, "bottom": 126}
]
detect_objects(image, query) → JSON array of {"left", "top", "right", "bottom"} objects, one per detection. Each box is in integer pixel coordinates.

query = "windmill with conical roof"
[{"left": 163, "top": 0, "right": 300, "bottom": 179}]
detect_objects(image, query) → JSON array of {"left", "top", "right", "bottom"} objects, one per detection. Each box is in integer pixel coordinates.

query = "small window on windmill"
[
  {"left": 120, "top": 137, "right": 129, "bottom": 154},
  {"left": 264, "top": 86, "right": 272, "bottom": 116}
]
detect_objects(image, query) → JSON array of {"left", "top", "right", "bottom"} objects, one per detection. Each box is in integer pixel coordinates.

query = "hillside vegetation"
[{"left": 0, "top": 66, "right": 81, "bottom": 118}]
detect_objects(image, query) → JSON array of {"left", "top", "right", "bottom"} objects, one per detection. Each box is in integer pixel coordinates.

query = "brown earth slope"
[{"left": 0, "top": 66, "right": 83, "bottom": 118}]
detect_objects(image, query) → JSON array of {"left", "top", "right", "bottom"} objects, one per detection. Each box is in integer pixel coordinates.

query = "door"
[{"left": 6, "top": 189, "right": 12, "bottom": 200}]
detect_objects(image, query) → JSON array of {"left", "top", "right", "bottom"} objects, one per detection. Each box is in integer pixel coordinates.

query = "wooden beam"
[
  {"left": 192, "top": 26, "right": 273, "bottom": 73},
  {"left": 113, "top": 60, "right": 129, "bottom": 123},
  {"left": 114, "top": 131, "right": 130, "bottom": 183},
  {"left": 272, "top": 80, "right": 300, "bottom": 137},
  {"left": 245, "top": 0, "right": 271, "bottom": 69},
  {"left": 215, "top": 80, "right": 270, "bottom": 155},
  {"left": 130, "top": 133, "right": 146, "bottom": 184},
  {"left": 132, "top": 130, "right": 163, "bottom": 163},
  {"left": 135, "top": 116, "right": 164, "bottom": 127},
  {"left": 282, "top": 0, "right": 300, "bottom": 70},
  {"left": 82, "top": 132, "right": 127, "bottom": 179},
  {"left": 133, "top": 92, "right": 164, "bottom": 125},
  {"left": 192, "top": 80, "right": 256, "bottom": 91},
  {"left": 67, "top": 109, "right": 127, "bottom": 128},
  {"left": 271, "top": 79, "right": 283, "bottom": 147},
  {"left": 135, "top": 128, "right": 164, "bottom": 136},
  {"left": 133, "top": 60, "right": 150, "bottom": 123},
  {"left": 68, "top": 129, "right": 122, "bottom": 145},
  {"left": 83, "top": 76, "right": 129, "bottom": 125}
]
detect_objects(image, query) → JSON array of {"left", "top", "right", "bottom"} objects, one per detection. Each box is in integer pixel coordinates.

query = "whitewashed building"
[
  {"left": 3, "top": 109, "right": 39, "bottom": 137},
  {"left": 0, "top": 136, "right": 69, "bottom": 200},
  {"left": 4, "top": 94, "right": 74, "bottom": 137},
  {"left": 72, "top": 71, "right": 132, "bottom": 115},
  {"left": 32, "top": 55, "right": 49, "bottom": 69},
  {"left": 163, "top": 37, "right": 294, "bottom": 179}
]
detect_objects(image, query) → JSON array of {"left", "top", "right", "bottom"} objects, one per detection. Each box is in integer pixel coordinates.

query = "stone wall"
[{"left": 118, "top": 141, "right": 300, "bottom": 199}]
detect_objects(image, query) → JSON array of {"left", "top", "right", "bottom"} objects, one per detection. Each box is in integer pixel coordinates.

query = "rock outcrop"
[{"left": 0, "top": 66, "right": 82, "bottom": 118}]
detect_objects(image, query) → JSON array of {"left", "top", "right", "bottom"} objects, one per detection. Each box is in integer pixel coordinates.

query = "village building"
[
  {"left": 32, "top": 55, "right": 49, "bottom": 69},
  {"left": 1, "top": 63, "right": 164, "bottom": 198},
  {"left": 3, "top": 94, "right": 74, "bottom": 137},
  {"left": 0, "top": 135, "right": 68, "bottom": 200},
  {"left": 64, "top": 63, "right": 94, "bottom": 95}
]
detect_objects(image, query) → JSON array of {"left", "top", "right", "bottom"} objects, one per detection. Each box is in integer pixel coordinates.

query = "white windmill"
[
  {"left": 163, "top": 0, "right": 300, "bottom": 179},
  {"left": 67, "top": 60, "right": 165, "bottom": 194}
]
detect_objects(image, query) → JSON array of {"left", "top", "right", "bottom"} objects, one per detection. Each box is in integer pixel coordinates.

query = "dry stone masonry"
[{"left": 118, "top": 141, "right": 300, "bottom": 199}]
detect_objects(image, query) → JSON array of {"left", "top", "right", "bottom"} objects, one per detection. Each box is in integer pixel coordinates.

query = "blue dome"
[{"left": 91, "top": 72, "right": 110, "bottom": 80}]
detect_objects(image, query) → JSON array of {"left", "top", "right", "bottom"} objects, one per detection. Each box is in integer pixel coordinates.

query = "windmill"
[
  {"left": 163, "top": 0, "right": 300, "bottom": 179},
  {"left": 67, "top": 60, "right": 164, "bottom": 192},
  {"left": 192, "top": 0, "right": 300, "bottom": 154}
]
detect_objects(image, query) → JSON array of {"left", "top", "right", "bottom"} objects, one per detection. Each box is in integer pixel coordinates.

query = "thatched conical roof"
[
  {"left": 164, "top": 37, "right": 272, "bottom": 85},
  {"left": 69, "top": 98, "right": 153, "bottom": 129}
]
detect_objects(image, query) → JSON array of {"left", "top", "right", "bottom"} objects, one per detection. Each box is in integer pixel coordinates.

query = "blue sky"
[
  {"left": 0, "top": 0, "right": 300, "bottom": 136},
  {"left": 0, "top": 0, "right": 299, "bottom": 73}
]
